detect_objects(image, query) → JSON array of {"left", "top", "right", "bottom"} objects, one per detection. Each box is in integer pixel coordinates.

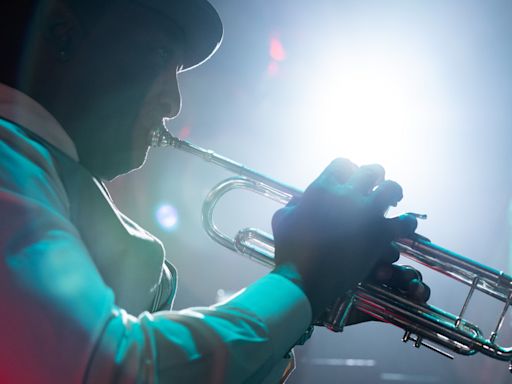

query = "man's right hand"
[{"left": 271, "top": 158, "right": 420, "bottom": 319}]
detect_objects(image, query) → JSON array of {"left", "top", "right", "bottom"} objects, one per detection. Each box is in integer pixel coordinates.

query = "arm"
[
  {"left": 0, "top": 121, "right": 424, "bottom": 383},
  {"left": 0, "top": 121, "right": 311, "bottom": 383}
]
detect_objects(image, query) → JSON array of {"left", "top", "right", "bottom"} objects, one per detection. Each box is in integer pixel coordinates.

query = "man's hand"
[
  {"left": 271, "top": 158, "right": 424, "bottom": 319},
  {"left": 344, "top": 263, "right": 431, "bottom": 325}
]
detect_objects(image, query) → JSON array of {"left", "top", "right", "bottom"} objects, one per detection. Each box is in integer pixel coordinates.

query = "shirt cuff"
[{"left": 216, "top": 273, "right": 313, "bottom": 356}]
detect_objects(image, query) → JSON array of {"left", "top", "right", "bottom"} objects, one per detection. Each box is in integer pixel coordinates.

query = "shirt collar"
[{"left": 0, "top": 83, "right": 79, "bottom": 161}]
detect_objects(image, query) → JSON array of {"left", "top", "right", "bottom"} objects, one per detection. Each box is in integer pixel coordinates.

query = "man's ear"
[{"left": 43, "top": 0, "right": 84, "bottom": 62}]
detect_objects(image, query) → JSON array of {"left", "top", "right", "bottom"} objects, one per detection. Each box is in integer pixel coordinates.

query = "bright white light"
[
  {"left": 303, "top": 50, "right": 437, "bottom": 168},
  {"left": 155, "top": 204, "right": 179, "bottom": 232},
  {"left": 280, "top": 25, "right": 458, "bottom": 196}
]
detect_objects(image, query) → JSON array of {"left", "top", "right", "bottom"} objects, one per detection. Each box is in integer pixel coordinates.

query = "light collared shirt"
[{"left": 0, "top": 83, "right": 312, "bottom": 383}]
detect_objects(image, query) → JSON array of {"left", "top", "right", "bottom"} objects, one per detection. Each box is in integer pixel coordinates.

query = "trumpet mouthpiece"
[{"left": 149, "top": 126, "right": 175, "bottom": 147}]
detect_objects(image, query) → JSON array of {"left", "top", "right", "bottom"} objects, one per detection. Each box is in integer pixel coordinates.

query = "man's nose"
[{"left": 155, "top": 70, "right": 182, "bottom": 119}]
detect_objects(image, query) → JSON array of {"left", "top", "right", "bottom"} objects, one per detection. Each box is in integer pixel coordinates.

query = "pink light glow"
[
  {"left": 269, "top": 37, "right": 286, "bottom": 61},
  {"left": 267, "top": 61, "right": 279, "bottom": 76},
  {"left": 178, "top": 125, "right": 191, "bottom": 139}
]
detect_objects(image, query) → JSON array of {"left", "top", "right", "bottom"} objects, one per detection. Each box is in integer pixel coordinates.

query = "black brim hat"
[{"left": 137, "top": 0, "right": 223, "bottom": 72}]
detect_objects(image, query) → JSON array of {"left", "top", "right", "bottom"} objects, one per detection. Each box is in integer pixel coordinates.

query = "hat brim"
[{"left": 137, "top": 0, "right": 223, "bottom": 72}]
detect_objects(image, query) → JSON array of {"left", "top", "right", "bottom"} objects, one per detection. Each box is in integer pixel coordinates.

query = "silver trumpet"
[{"left": 150, "top": 127, "right": 512, "bottom": 371}]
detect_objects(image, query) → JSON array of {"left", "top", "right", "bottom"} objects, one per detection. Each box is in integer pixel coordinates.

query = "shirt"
[{"left": 0, "top": 83, "right": 312, "bottom": 383}]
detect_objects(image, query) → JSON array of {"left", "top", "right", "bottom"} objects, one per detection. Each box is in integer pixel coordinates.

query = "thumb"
[{"left": 384, "top": 213, "right": 418, "bottom": 240}]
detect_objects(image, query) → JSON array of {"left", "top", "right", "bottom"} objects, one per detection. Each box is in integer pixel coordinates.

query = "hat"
[{"left": 136, "top": 0, "right": 223, "bottom": 72}]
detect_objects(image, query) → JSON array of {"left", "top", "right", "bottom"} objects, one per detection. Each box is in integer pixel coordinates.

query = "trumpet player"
[{"left": 0, "top": 0, "right": 429, "bottom": 382}]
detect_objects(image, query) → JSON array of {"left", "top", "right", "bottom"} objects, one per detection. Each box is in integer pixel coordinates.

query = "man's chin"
[
  {"left": 105, "top": 161, "right": 145, "bottom": 181},
  {"left": 88, "top": 146, "right": 150, "bottom": 181}
]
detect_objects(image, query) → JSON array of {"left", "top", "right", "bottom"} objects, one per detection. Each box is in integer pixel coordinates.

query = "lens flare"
[
  {"left": 155, "top": 204, "right": 179, "bottom": 232},
  {"left": 269, "top": 37, "right": 286, "bottom": 61}
]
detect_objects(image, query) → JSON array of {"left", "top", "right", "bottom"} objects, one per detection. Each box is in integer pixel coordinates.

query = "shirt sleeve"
[{"left": 0, "top": 121, "right": 312, "bottom": 384}]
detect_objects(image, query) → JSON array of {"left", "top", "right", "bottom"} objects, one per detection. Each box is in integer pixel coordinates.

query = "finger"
[
  {"left": 379, "top": 243, "right": 400, "bottom": 264},
  {"left": 372, "top": 267, "right": 430, "bottom": 303},
  {"left": 370, "top": 180, "right": 403, "bottom": 214},
  {"left": 302, "top": 158, "right": 358, "bottom": 204},
  {"left": 318, "top": 158, "right": 358, "bottom": 186},
  {"left": 396, "top": 265, "right": 423, "bottom": 282},
  {"left": 371, "top": 264, "right": 430, "bottom": 303},
  {"left": 372, "top": 263, "right": 394, "bottom": 282},
  {"left": 408, "top": 279, "right": 431, "bottom": 302},
  {"left": 271, "top": 205, "right": 293, "bottom": 232},
  {"left": 271, "top": 194, "right": 304, "bottom": 230},
  {"left": 286, "top": 196, "right": 301, "bottom": 208},
  {"left": 374, "top": 264, "right": 422, "bottom": 290},
  {"left": 383, "top": 214, "right": 418, "bottom": 241},
  {"left": 346, "top": 164, "right": 385, "bottom": 194},
  {"left": 372, "top": 215, "right": 417, "bottom": 256}
]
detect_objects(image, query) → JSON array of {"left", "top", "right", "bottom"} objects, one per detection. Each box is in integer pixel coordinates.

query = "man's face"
[{"left": 53, "top": 2, "right": 184, "bottom": 179}]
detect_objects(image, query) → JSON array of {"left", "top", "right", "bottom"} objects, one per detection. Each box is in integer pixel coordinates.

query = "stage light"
[
  {"left": 301, "top": 49, "right": 438, "bottom": 169},
  {"left": 155, "top": 203, "right": 179, "bottom": 232}
]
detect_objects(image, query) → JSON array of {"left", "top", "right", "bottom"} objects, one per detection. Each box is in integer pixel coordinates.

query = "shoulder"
[{"left": 0, "top": 118, "right": 70, "bottom": 214}]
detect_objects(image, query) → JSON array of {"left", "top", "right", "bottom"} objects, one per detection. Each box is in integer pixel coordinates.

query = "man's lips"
[{"left": 136, "top": 113, "right": 169, "bottom": 145}]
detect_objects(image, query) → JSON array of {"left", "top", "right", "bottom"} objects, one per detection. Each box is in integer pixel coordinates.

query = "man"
[{"left": 0, "top": 0, "right": 428, "bottom": 382}]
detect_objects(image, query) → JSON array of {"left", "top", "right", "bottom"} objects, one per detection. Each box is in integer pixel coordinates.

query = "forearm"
[
  {"left": 1, "top": 193, "right": 311, "bottom": 383},
  {"left": 87, "top": 274, "right": 311, "bottom": 383}
]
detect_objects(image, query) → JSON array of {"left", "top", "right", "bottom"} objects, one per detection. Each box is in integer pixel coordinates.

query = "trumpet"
[{"left": 150, "top": 127, "right": 512, "bottom": 372}]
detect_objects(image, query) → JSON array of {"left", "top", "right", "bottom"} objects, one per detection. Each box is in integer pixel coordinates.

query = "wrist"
[
  {"left": 272, "top": 263, "right": 332, "bottom": 320},
  {"left": 271, "top": 263, "right": 306, "bottom": 292}
]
